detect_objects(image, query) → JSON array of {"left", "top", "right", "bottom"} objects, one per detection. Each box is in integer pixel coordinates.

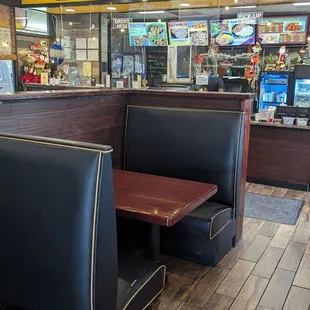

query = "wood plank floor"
[{"left": 154, "top": 183, "right": 310, "bottom": 310}]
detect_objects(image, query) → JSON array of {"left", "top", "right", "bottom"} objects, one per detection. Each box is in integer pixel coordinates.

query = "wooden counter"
[
  {"left": 0, "top": 89, "right": 253, "bottom": 242},
  {"left": 248, "top": 122, "right": 310, "bottom": 190}
]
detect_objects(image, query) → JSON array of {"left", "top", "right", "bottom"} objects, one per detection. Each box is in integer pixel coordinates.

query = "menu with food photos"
[
  {"left": 129, "top": 22, "right": 168, "bottom": 47},
  {"left": 210, "top": 19, "right": 255, "bottom": 46},
  {"left": 258, "top": 16, "right": 308, "bottom": 45},
  {"left": 168, "top": 20, "right": 209, "bottom": 46}
]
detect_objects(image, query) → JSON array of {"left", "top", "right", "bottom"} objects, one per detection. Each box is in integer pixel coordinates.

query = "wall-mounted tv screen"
[
  {"left": 129, "top": 22, "right": 168, "bottom": 46},
  {"left": 258, "top": 15, "right": 308, "bottom": 45},
  {"left": 168, "top": 20, "right": 209, "bottom": 46},
  {"left": 210, "top": 19, "right": 255, "bottom": 46}
]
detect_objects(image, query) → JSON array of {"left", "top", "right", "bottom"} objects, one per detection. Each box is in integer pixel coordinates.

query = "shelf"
[{"left": 261, "top": 101, "right": 285, "bottom": 104}]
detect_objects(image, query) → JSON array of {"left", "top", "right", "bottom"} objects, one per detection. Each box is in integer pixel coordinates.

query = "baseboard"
[{"left": 247, "top": 177, "right": 309, "bottom": 192}]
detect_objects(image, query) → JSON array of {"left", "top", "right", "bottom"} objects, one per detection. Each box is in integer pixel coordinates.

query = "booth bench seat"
[
  {"left": 123, "top": 105, "right": 245, "bottom": 266},
  {"left": 0, "top": 134, "right": 165, "bottom": 310}
]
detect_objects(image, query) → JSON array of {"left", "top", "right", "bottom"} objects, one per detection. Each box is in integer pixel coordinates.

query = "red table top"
[{"left": 113, "top": 169, "right": 218, "bottom": 226}]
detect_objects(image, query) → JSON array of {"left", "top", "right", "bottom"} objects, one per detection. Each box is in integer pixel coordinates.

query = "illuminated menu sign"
[
  {"left": 210, "top": 19, "right": 255, "bottom": 46},
  {"left": 168, "top": 20, "right": 208, "bottom": 46},
  {"left": 129, "top": 22, "right": 168, "bottom": 47},
  {"left": 258, "top": 16, "right": 308, "bottom": 45}
]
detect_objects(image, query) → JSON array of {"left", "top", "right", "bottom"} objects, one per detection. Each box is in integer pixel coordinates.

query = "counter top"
[
  {"left": 23, "top": 83, "right": 101, "bottom": 90},
  {"left": 251, "top": 120, "right": 310, "bottom": 130},
  {"left": 0, "top": 88, "right": 255, "bottom": 102}
]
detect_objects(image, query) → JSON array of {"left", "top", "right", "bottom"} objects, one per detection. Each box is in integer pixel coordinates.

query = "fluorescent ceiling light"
[
  {"left": 233, "top": 5, "right": 257, "bottom": 8},
  {"left": 137, "top": 10, "right": 165, "bottom": 14},
  {"left": 180, "top": 3, "right": 191, "bottom": 7},
  {"left": 15, "top": 17, "right": 27, "bottom": 20},
  {"left": 293, "top": 2, "right": 310, "bottom": 5},
  {"left": 107, "top": 6, "right": 117, "bottom": 10},
  {"left": 65, "top": 8, "right": 75, "bottom": 12}
]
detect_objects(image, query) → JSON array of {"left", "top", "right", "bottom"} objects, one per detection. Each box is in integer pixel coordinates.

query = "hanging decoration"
[
  {"left": 276, "top": 45, "right": 288, "bottom": 71},
  {"left": 21, "top": 40, "right": 49, "bottom": 84},
  {"left": 50, "top": 41, "right": 64, "bottom": 65},
  {"left": 245, "top": 39, "right": 262, "bottom": 80}
]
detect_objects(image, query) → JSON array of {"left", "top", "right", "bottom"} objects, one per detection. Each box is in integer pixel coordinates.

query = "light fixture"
[
  {"left": 180, "top": 3, "right": 190, "bottom": 7},
  {"left": 69, "top": 21, "right": 73, "bottom": 26},
  {"left": 56, "top": 38, "right": 60, "bottom": 42},
  {"left": 107, "top": 6, "right": 117, "bottom": 10},
  {"left": 137, "top": 10, "right": 165, "bottom": 14},
  {"left": 121, "top": 28, "right": 125, "bottom": 32},
  {"left": 234, "top": 0, "right": 238, "bottom": 3},
  {"left": 225, "top": 6, "right": 229, "bottom": 10},
  {"left": 93, "top": 37, "right": 96, "bottom": 40},
  {"left": 15, "top": 17, "right": 27, "bottom": 20},
  {"left": 292, "top": 2, "right": 310, "bottom": 5},
  {"left": 267, "top": 20, "right": 272, "bottom": 26},
  {"left": 308, "top": 36, "right": 310, "bottom": 40},
  {"left": 233, "top": 5, "right": 256, "bottom": 8},
  {"left": 158, "top": 19, "right": 161, "bottom": 22},
  {"left": 65, "top": 8, "right": 75, "bottom": 12}
]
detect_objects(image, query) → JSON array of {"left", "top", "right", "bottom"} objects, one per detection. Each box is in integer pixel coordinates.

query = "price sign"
[
  {"left": 196, "top": 75, "right": 209, "bottom": 86},
  {"left": 112, "top": 18, "right": 132, "bottom": 29}
]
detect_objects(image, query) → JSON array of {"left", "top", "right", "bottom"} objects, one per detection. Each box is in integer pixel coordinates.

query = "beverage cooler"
[
  {"left": 259, "top": 72, "right": 294, "bottom": 111},
  {"left": 293, "top": 65, "right": 310, "bottom": 108}
]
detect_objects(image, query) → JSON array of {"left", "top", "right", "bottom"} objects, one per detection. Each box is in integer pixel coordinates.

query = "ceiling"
[{"left": 20, "top": 0, "right": 310, "bottom": 14}]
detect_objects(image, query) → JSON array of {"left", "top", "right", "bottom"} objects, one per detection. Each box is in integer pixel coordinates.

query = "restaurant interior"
[{"left": 0, "top": 0, "right": 310, "bottom": 310}]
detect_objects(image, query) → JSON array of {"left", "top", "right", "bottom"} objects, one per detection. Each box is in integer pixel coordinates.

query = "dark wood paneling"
[
  {"left": 128, "top": 94, "right": 244, "bottom": 112},
  {"left": 0, "top": 94, "right": 127, "bottom": 167},
  {"left": 248, "top": 125, "right": 310, "bottom": 186}
]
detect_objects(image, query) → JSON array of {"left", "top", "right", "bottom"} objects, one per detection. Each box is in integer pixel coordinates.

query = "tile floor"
[{"left": 154, "top": 183, "right": 310, "bottom": 310}]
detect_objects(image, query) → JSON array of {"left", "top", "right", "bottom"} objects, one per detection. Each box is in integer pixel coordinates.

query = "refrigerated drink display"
[
  {"left": 259, "top": 72, "right": 292, "bottom": 111},
  {"left": 293, "top": 65, "right": 310, "bottom": 108},
  {"left": 294, "top": 79, "right": 310, "bottom": 107}
]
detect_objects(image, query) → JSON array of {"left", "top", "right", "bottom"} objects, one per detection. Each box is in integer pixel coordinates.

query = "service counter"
[{"left": 248, "top": 121, "right": 310, "bottom": 191}]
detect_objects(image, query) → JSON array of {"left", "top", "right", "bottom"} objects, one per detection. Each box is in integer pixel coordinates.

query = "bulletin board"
[{"left": 0, "top": 5, "right": 16, "bottom": 60}]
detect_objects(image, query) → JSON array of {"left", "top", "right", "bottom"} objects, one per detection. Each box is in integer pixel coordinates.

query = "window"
[
  {"left": 15, "top": 8, "right": 48, "bottom": 35},
  {"left": 0, "top": 60, "right": 14, "bottom": 93}
]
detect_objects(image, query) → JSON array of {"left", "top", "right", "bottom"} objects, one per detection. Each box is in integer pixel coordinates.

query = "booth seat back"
[
  {"left": 0, "top": 134, "right": 117, "bottom": 310},
  {"left": 124, "top": 106, "right": 245, "bottom": 217}
]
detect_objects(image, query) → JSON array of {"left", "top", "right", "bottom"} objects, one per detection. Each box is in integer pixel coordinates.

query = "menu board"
[
  {"left": 129, "top": 22, "right": 168, "bottom": 47},
  {"left": 258, "top": 16, "right": 308, "bottom": 45},
  {"left": 147, "top": 52, "right": 167, "bottom": 78},
  {"left": 168, "top": 20, "right": 208, "bottom": 46},
  {"left": 210, "top": 19, "right": 255, "bottom": 46}
]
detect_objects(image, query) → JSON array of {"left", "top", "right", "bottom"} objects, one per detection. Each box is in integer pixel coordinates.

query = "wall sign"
[
  {"left": 237, "top": 12, "right": 263, "bottom": 24},
  {"left": 196, "top": 75, "right": 209, "bottom": 85},
  {"left": 129, "top": 22, "right": 168, "bottom": 46},
  {"left": 168, "top": 20, "right": 209, "bottom": 46},
  {"left": 147, "top": 52, "right": 167, "bottom": 78},
  {"left": 210, "top": 19, "right": 255, "bottom": 46},
  {"left": 112, "top": 18, "right": 132, "bottom": 29},
  {"left": 258, "top": 15, "right": 308, "bottom": 45}
]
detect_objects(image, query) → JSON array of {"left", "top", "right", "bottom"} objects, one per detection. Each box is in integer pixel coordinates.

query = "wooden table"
[{"left": 113, "top": 169, "right": 217, "bottom": 260}]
